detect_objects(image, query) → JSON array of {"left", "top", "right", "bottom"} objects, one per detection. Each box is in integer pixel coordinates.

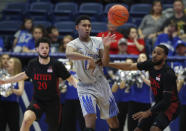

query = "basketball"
[{"left": 108, "top": 4, "right": 129, "bottom": 26}]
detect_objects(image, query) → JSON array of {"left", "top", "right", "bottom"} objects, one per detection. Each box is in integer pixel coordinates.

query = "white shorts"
[{"left": 77, "top": 77, "right": 118, "bottom": 119}]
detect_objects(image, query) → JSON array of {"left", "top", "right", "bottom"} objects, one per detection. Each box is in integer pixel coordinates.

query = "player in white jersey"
[{"left": 66, "top": 15, "right": 120, "bottom": 131}]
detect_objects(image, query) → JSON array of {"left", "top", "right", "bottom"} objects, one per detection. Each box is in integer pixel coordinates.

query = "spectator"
[
  {"left": 13, "top": 18, "right": 33, "bottom": 53},
  {"left": 127, "top": 27, "right": 145, "bottom": 55},
  {"left": 0, "top": 57, "right": 24, "bottom": 131},
  {"left": 97, "top": 22, "right": 123, "bottom": 54},
  {"left": 23, "top": 25, "right": 45, "bottom": 53},
  {"left": 59, "top": 35, "right": 73, "bottom": 53},
  {"left": 0, "top": 37, "right": 4, "bottom": 52},
  {"left": 154, "top": 22, "right": 180, "bottom": 56},
  {"left": 162, "top": 0, "right": 186, "bottom": 41},
  {"left": 118, "top": 38, "right": 128, "bottom": 55},
  {"left": 47, "top": 26, "right": 61, "bottom": 53},
  {"left": 174, "top": 40, "right": 186, "bottom": 56},
  {"left": 138, "top": 0, "right": 166, "bottom": 55},
  {"left": 0, "top": 54, "right": 10, "bottom": 70}
]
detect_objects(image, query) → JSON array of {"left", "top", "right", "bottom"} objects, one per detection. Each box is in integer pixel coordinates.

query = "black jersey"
[
  {"left": 137, "top": 60, "right": 180, "bottom": 114},
  {"left": 25, "top": 57, "right": 71, "bottom": 101}
]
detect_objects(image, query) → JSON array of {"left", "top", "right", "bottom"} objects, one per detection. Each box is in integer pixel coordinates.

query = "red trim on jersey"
[{"left": 165, "top": 102, "right": 179, "bottom": 121}]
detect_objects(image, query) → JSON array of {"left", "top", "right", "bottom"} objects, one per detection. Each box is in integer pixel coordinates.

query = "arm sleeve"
[
  {"left": 137, "top": 60, "right": 153, "bottom": 71},
  {"left": 151, "top": 71, "right": 177, "bottom": 113},
  {"left": 56, "top": 61, "right": 71, "bottom": 80}
]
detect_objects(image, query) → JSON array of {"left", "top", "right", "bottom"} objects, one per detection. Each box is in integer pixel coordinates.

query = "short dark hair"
[
  {"left": 35, "top": 37, "right": 51, "bottom": 48},
  {"left": 47, "top": 26, "right": 57, "bottom": 34},
  {"left": 75, "top": 15, "right": 91, "bottom": 25},
  {"left": 157, "top": 44, "right": 169, "bottom": 55}
]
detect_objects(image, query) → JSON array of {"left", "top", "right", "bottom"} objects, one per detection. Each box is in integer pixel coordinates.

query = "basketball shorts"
[{"left": 77, "top": 76, "right": 119, "bottom": 119}]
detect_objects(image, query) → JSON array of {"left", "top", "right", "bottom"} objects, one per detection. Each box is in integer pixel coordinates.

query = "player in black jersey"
[
  {"left": 108, "top": 45, "right": 180, "bottom": 131},
  {"left": 0, "top": 37, "right": 78, "bottom": 131}
]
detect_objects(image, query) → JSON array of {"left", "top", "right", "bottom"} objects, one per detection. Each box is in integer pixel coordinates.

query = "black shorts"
[
  {"left": 27, "top": 98, "right": 61, "bottom": 131},
  {"left": 137, "top": 102, "right": 180, "bottom": 131}
]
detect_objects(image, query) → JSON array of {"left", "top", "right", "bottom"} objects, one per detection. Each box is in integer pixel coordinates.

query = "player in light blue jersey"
[{"left": 66, "top": 15, "right": 120, "bottom": 131}]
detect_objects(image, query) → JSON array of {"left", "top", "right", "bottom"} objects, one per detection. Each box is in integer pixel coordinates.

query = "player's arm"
[
  {"left": 109, "top": 60, "right": 153, "bottom": 71},
  {"left": 66, "top": 75, "right": 78, "bottom": 88},
  {"left": 108, "top": 62, "right": 138, "bottom": 70},
  {"left": 100, "top": 33, "right": 116, "bottom": 66},
  {"left": 0, "top": 72, "right": 28, "bottom": 85},
  {"left": 150, "top": 72, "right": 176, "bottom": 114},
  {"left": 66, "top": 46, "right": 92, "bottom": 60},
  {"left": 12, "top": 80, "right": 24, "bottom": 96}
]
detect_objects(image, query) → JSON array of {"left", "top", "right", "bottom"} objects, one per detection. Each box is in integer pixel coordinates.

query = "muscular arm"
[
  {"left": 108, "top": 62, "right": 138, "bottom": 70},
  {"left": 12, "top": 80, "right": 24, "bottom": 96},
  {"left": 66, "top": 46, "right": 92, "bottom": 60},
  {"left": 0, "top": 72, "right": 28, "bottom": 84}
]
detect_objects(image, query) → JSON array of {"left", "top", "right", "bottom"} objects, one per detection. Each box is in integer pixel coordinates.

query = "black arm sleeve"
[
  {"left": 55, "top": 61, "right": 71, "bottom": 80},
  {"left": 137, "top": 60, "right": 154, "bottom": 71},
  {"left": 151, "top": 92, "right": 171, "bottom": 113}
]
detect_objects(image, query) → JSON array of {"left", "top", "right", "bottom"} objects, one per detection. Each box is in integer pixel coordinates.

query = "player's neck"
[
  {"left": 79, "top": 36, "right": 90, "bottom": 42},
  {"left": 154, "top": 62, "right": 165, "bottom": 70},
  {"left": 38, "top": 57, "right": 50, "bottom": 65}
]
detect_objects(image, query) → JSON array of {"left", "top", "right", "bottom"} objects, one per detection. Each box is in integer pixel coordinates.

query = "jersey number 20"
[{"left": 37, "top": 81, "right": 47, "bottom": 90}]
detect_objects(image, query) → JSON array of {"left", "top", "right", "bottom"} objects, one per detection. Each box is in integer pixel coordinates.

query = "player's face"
[
  {"left": 37, "top": 43, "right": 50, "bottom": 59},
  {"left": 152, "top": 47, "right": 166, "bottom": 65},
  {"left": 76, "top": 20, "right": 91, "bottom": 38},
  {"left": 137, "top": 53, "right": 147, "bottom": 63},
  {"left": 1, "top": 54, "right": 10, "bottom": 69}
]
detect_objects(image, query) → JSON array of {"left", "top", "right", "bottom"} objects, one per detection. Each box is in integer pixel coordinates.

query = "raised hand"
[{"left": 102, "top": 32, "right": 116, "bottom": 49}]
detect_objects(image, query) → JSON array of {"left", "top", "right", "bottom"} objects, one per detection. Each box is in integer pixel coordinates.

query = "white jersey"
[{"left": 67, "top": 36, "right": 105, "bottom": 84}]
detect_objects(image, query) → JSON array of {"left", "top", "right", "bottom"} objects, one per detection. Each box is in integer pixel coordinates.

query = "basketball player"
[
  {"left": 66, "top": 15, "right": 120, "bottom": 131},
  {"left": 0, "top": 37, "right": 78, "bottom": 131},
  {"left": 108, "top": 45, "right": 180, "bottom": 131}
]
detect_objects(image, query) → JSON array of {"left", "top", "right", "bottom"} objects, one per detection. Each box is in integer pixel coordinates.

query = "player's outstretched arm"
[
  {"left": 66, "top": 75, "right": 78, "bottom": 88},
  {"left": 108, "top": 62, "right": 138, "bottom": 70},
  {"left": 101, "top": 33, "right": 116, "bottom": 66},
  {"left": 0, "top": 72, "right": 28, "bottom": 85},
  {"left": 66, "top": 46, "right": 92, "bottom": 60}
]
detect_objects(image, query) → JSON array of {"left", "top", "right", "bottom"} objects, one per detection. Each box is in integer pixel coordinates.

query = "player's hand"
[
  {"left": 102, "top": 32, "right": 116, "bottom": 49},
  {"left": 87, "top": 58, "right": 96, "bottom": 74},
  {"left": 0, "top": 79, "right": 6, "bottom": 85},
  {"left": 96, "top": 59, "right": 102, "bottom": 66},
  {"left": 132, "top": 110, "right": 152, "bottom": 122}
]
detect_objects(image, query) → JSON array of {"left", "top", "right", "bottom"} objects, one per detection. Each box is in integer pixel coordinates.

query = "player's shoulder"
[
  {"left": 90, "top": 36, "right": 102, "bottom": 43},
  {"left": 164, "top": 65, "right": 176, "bottom": 77},
  {"left": 67, "top": 38, "right": 79, "bottom": 45},
  {"left": 28, "top": 58, "right": 38, "bottom": 64}
]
